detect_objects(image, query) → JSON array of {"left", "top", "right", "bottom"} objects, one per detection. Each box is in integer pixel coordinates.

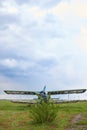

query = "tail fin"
[{"left": 43, "top": 85, "right": 46, "bottom": 92}]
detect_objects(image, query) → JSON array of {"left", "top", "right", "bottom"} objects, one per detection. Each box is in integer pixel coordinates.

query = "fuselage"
[{"left": 39, "top": 91, "right": 48, "bottom": 102}]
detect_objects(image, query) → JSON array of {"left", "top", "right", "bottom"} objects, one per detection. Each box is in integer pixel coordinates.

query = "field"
[{"left": 0, "top": 100, "right": 87, "bottom": 130}]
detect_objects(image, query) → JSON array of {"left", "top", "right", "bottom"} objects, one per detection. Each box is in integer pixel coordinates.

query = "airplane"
[{"left": 4, "top": 86, "right": 86, "bottom": 103}]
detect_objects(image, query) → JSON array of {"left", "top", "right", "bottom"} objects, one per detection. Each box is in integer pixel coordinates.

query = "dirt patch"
[
  {"left": 67, "top": 113, "right": 87, "bottom": 130},
  {"left": 67, "top": 126, "right": 87, "bottom": 130},
  {"left": 71, "top": 113, "right": 82, "bottom": 124}
]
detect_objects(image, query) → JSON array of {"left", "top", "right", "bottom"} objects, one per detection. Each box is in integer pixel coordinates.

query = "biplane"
[{"left": 4, "top": 86, "right": 86, "bottom": 103}]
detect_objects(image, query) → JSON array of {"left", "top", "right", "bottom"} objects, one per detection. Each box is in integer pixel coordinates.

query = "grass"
[
  {"left": 30, "top": 101, "right": 57, "bottom": 123},
  {"left": 0, "top": 100, "right": 87, "bottom": 130}
]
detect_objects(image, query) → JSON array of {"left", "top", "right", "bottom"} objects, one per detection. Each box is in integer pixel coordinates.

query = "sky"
[{"left": 0, "top": 0, "right": 87, "bottom": 99}]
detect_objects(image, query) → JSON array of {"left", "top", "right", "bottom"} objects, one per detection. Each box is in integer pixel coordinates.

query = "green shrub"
[{"left": 30, "top": 101, "right": 57, "bottom": 124}]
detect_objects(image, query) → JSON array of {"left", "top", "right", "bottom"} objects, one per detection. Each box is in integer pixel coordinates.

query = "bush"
[{"left": 30, "top": 101, "right": 57, "bottom": 124}]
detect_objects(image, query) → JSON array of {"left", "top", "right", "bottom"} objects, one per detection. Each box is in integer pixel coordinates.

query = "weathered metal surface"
[
  {"left": 4, "top": 90, "right": 36, "bottom": 95},
  {"left": 47, "top": 89, "right": 86, "bottom": 95}
]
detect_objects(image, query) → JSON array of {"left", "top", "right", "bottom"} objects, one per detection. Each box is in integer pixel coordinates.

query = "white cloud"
[
  {"left": 70, "top": 0, "right": 87, "bottom": 19},
  {"left": 29, "top": 6, "right": 46, "bottom": 20},
  {"left": 0, "top": 59, "right": 18, "bottom": 68},
  {"left": 74, "top": 26, "right": 87, "bottom": 52},
  {"left": 47, "top": 53, "right": 87, "bottom": 90},
  {"left": 0, "top": 75, "right": 20, "bottom": 90},
  {"left": 18, "top": 4, "right": 47, "bottom": 26},
  {"left": 49, "top": 1, "right": 69, "bottom": 20},
  {"left": 0, "top": 58, "right": 37, "bottom": 70},
  {"left": 80, "top": 27, "right": 87, "bottom": 50},
  {"left": 0, "top": 0, "right": 19, "bottom": 14},
  {"left": 49, "top": 0, "right": 87, "bottom": 21}
]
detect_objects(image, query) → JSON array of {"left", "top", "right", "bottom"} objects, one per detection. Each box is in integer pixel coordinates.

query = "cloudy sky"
[{"left": 0, "top": 0, "right": 87, "bottom": 99}]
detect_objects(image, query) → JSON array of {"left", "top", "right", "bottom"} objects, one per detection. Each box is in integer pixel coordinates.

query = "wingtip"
[{"left": 4, "top": 90, "right": 8, "bottom": 94}]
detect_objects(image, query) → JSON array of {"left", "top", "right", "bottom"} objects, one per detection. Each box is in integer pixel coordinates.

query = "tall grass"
[{"left": 30, "top": 101, "right": 58, "bottom": 124}]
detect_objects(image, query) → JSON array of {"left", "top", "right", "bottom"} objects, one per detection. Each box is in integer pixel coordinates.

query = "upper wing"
[
  {"left": 4, "top": 90, "right": 36, "bottom": 95},
  {"left": 47, "top": 89, "right": 86, "bottom": 95}
]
